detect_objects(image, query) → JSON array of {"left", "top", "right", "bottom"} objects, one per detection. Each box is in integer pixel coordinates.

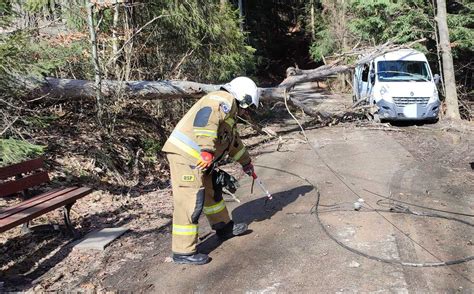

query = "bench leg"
[
  {"left": 21, "top": 221, "right": 31, "bottom": 234},
  {"left": 21, "top": 221, "right": 60, "bottom": 235},
  {"left": 64, "top": 202, "right": 80, "bottom": 239}
]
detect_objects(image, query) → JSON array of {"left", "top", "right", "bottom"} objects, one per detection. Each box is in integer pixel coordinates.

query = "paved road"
[
  {"left": 107, "top": 124, "right": 472, "bottom": 293},
  {"left": 99, "top": 86, "right": 473, "bottom": 292}
]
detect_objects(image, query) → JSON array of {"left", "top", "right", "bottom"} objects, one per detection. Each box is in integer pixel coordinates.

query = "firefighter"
[{"left": 162, "top": 77, "right": 259, "bottom": 265}]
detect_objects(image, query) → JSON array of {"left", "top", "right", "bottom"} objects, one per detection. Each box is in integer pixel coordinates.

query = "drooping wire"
[
  {"left": 278, "top": 89, "right": 474, "bottom": 282},
  {"left": 257, "top": 164, "right": 474, "bottom": 271},
  {"left": 365, "top": 189, "right": 474, "bottom": 217}
]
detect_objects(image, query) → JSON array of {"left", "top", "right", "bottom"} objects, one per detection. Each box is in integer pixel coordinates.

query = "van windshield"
[{"left": 377, "top": 61, "right": 432, "bottom": 82}]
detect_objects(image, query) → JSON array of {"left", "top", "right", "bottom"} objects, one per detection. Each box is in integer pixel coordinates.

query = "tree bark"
[
  {"left": 279, "top": 65, "right": 352, "bottom": 89},
  {"left": 436, "top": 0, "right": 461, "bottom": 120},
  {"left": 310, "top": 0, "right": 315, "bottom": 39},
  {"left": 24, "top": 40, "right": 428, "bottom": 120},
  {"left": 87, "top": 3, "right": 103, "bottom": 123},
  {"left": 112, "top": 3, "right": 121, "bottom": 78},
  {"left": 27, "top": 60, "right": 352, "bottom": 104},
  {"left": 238, "top": 0, "right": 244, "bottom": 31},
  {"left": 31, "top": 78, "right": 285, "bottom": 102}
]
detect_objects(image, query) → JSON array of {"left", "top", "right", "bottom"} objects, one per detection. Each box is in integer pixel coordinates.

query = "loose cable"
[
  {"left": 365, "top": 189, "right": 474, "bottom": 217},
  {"left": 278, "top": 89, "right": 474, "bottom": 282}
]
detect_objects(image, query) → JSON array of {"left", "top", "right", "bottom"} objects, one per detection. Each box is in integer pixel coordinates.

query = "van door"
[
  {"left": 367, "top": 61, "right": 376, "bottom": 102},
  {"left": 359, "top": 63, "right": 370, "bottom": 99},
  {"left": 353, "top": 66, "right": 361, "bottom": 101}
]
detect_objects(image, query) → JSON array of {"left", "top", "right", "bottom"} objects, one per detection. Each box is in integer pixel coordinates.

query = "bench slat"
[
  {"left": 0, "top": 158, "right": 44, "bottom": 180},
  {"left": 0, "top": 187, "right": 77, "bottom": 220},
  {"left": 0, "top": 187, "right": 92, "bottom": 233},
  {"left": 0, "top": 171, "right": 50, "bottom": 197}
]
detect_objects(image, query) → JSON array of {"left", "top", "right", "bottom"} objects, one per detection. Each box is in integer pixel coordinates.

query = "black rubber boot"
[
  {"left": 172, "top": 253, "right": 210, "bottom": 265},
  {"left": 215, "top": 220, "right": 248, "bottom": 240}
]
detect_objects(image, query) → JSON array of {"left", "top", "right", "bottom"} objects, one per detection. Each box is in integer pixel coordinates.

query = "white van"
[{"left": 353, "top": 49, "right": 441, "bottom": 121}]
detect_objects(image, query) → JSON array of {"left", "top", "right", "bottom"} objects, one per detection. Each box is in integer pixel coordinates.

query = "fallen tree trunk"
[
  {"left": 25, "top": 39, "right": 427, "bottom": 120},
  {"left": 279, "top": 65, "right": 352, "bottom": 89},
  {"left": 35, "top": 78, "right": 219, "bottom": 100},
  {"left": 30, "top": 77, "right": 286, "bottom": 102},
  {"left": 280, "top": 39, "right": 426, "bottom": 90},
  {"left": 28, "top": 60, "right": 351, "bottom": 104}
]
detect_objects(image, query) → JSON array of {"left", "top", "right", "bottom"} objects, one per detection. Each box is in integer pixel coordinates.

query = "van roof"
[{"left": 362, "top": 49, "right": 428, "bottom": 63}]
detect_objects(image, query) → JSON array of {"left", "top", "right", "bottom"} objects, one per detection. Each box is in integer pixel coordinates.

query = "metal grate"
[{"left": 393, "top": 97, "right": 430, "bottom": 107}]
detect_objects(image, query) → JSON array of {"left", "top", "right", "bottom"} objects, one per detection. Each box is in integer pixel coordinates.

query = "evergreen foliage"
[
  {"left": 0, "top": 0, "right": 256, "bottom": 165},
  {"left": 140, "top": 1, "right": 255, "bottom": 82},
  {"left": 309, "top": 0, "right": 472, "bottom": 60},
  {"left": 1, "top": 0, "right": 255, "bottom": 83},
  {"left": 447, "top": 2, "right": 473, "bottom": 55},
  {"left": 308, "top": 0, "right": 472, "bottom": 119},
  {"left": 309, "top": 0, "right": 434, "bottom": 62},
  {"left": 351, "top": 0, "right": 432, "bottom": 45},
  {"left": 0, "top": 0, "right": 472, "bottom": 168},
  {"left": 245, "top": 0, "right": 310, "bottom": 83},
  {"left": 0, "top": 138, "right": 44, "bottom": 167}
]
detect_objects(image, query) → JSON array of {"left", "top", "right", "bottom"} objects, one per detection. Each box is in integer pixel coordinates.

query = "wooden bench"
[{"left": 0, "top": 158, "right": 92, "bottom": 237}]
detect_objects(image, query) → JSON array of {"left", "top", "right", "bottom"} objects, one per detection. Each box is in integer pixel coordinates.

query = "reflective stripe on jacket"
[{"left": 162, "top": 91, "right": 250, "bottom": 166}]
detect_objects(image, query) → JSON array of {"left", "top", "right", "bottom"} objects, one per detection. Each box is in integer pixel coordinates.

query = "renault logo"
[{"left": 410, "top": 91, "right": 414, "bottom": 96}]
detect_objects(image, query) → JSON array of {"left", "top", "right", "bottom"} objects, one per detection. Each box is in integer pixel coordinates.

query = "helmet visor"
[{"left": 239, "top": 94, "right": 254, "bottom": 108}]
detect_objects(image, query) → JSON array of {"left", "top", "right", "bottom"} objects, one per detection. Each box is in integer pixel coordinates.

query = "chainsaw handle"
[{"left": 251, "top": 171, "right": 257, "bottom": 179}]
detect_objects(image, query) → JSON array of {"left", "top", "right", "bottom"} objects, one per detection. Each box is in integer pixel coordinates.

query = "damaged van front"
[{"left": 354, "top": 49, "right": 441, "bottom": 121}]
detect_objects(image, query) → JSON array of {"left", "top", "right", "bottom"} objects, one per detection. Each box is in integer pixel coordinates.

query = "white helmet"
[{"left": 222, "top": 77, "right": 259, "bottom": 108}]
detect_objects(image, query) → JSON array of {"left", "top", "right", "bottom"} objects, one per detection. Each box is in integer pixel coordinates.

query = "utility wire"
[
  {"left": 279, "top": 89, "right": 474, "bottom": 283},
  {"left": 365, "top": 189, "right": 474, "bottom": 217},
  {"left": 257, "top": 164, "right": 474, "bottom": 271},
  {"left": 314, "top": 202, "right": 474, "bottom": 227}
]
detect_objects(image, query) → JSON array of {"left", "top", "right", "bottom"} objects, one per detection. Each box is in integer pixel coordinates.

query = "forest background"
[{"left": 0, "top": 0, "right": 472, "bottom": 189}]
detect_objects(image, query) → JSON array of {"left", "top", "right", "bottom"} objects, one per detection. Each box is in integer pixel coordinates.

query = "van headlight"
[{"left": 429, "top": 88, "right": 439, "bottom": 103}]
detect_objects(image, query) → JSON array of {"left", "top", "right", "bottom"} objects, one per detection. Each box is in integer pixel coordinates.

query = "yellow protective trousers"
[{"left": 167, "top": 153, "right": 231, "bottom": 255}]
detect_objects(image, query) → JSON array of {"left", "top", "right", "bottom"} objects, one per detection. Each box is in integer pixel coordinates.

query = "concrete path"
[
  {"left": 99, "top": 86, "right": 473, "bottom": 292},
  {"left": 107, "top": 125, "right": 472, "bottom": 293}
]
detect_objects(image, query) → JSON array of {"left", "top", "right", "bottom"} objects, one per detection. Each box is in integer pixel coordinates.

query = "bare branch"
[
  {"left": 0, "top": 116, "right": 19, "bottom": 136},
  {"left": 106, "top": 14, "right": 171, "bottom": 66}
]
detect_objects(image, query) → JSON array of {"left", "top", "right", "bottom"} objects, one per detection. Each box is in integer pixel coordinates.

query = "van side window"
[{"left": 361, "top": 64, "right": 369, "bottom": 82}]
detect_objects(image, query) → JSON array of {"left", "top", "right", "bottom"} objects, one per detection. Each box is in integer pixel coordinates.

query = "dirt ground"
[{"left": 1, "top": 91, "right": 473, "bottom": 292}]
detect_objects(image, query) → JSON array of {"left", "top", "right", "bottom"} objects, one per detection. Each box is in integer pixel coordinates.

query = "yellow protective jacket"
[{"left": 162, "top": 90, "right": 251, "bottom": 167}]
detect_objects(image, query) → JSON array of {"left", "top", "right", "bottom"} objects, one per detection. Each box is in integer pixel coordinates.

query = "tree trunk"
[
  {"left": 220, "top": 0, "right": 227, "bottom": 10},
  {"left": 280, "top": 65, "right": 352, "bottom": 89},
  {"left": 431, "top": 0, "right": 445, "bottom": 96},
  {"left": 87, "top": 3, "right": 103, "bottom": 123},
  {"left": 30, "top": 78, "right": 286, "bottom": 102},
  {"left": 25, "top": 60, "right": 354, "bottom": 113},
  {"left": 310, "top": 0, "right": 315, "bottom": 39},
  {"left": 436, "top": 0, "right": 461, "bottom": 120},
  {"left": 24, "top": 40, "right": 427, "bottom": 120},
  {"left": 238, "top": 0, "right": 244, "bottom": 31},
  {"left": 112, "top": 3, "right": 121, "bottom": 78}
]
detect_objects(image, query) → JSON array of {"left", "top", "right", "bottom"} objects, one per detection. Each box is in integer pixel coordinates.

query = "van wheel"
[{"left": 426, "top": 118, "right": 439, "bottom": 124}]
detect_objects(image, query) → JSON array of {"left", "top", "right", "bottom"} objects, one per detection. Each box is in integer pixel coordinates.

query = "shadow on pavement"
[
  {"left": 232, "top": 185, "right": 314, "bottom": 224},
  {"left": 198, "top": 185, "right": 313, "bottom": 254}
]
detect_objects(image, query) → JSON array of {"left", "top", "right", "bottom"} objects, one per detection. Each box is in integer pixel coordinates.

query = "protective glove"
[
  {"left": 197, "top": 151, "right": 214, "bottom": 171},
  {"left": 242, "top": 162, "right": 256, "bottom": 178}
]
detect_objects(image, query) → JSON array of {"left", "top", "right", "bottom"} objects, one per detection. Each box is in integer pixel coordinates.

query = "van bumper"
[{"left": 376, "top": 100, "right": 440, "bottom": 121}]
